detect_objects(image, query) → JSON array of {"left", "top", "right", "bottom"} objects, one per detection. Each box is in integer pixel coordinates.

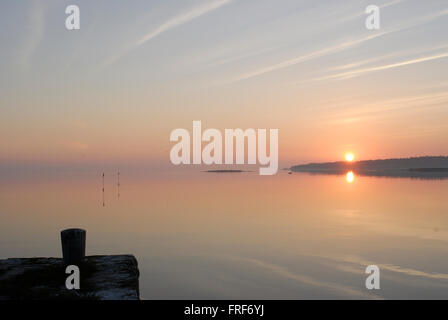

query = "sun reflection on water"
[{"left": 346, "top": 171, "right": 355, "bottom": 183}]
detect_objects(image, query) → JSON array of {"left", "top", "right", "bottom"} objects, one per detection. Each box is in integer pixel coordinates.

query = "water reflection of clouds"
[
  {"left": 226, "top": 255, "right": 383, "bottom": 300},
  {"left": 315, "top": 254, "right": 448, "bottom": 283}
]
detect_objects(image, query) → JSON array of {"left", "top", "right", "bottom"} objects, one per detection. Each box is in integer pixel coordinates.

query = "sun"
[{"left": 345, "top": 152, "right": 355, "bottom": 162}]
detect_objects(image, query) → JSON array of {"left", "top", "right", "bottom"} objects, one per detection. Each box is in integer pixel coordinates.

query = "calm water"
[{"left": 1, "top": 169, "right": 448, "bottom": 299}]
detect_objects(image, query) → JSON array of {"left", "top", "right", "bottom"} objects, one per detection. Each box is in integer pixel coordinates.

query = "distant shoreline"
[{"left": 289, "top": 156, "right": 448, "bottom": 179}]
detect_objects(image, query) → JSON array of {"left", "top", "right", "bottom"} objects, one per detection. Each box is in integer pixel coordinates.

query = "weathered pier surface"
[{"left": 0, "top": 255, "right": 139, "bottom": 300}]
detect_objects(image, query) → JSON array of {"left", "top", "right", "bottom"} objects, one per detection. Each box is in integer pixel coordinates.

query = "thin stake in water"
[
  {"left": 102, "top": 172, "right": 105, "bottom": 207},
  {"left": 117, "top": 170, "right": 120, "bottom": 200}
]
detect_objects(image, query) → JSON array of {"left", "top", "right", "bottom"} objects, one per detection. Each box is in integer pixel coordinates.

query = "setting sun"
[{"left": 345, "top": 153, "right": 355, "bottom": 162}]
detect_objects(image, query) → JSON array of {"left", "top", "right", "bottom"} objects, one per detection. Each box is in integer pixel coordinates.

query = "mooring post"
[{"left": 61, "top": 228, "right": 86, "bottom": 265}]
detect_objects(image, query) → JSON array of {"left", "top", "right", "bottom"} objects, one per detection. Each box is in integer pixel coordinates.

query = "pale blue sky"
[{"left": 0, "top": 0, "right": 447, "bottom": 166}]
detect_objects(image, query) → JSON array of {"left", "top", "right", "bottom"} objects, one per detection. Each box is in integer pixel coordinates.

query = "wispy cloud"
[
  {"left": 228, "top": 8, "right": 448, "bottom": 84},
  {"left": 335, "top": 0, "right": 408, "bottom": 25},
  {"left": 102, "top": 0, "right": 233, "bottom": 67},
  {"left": 323, "top": 91, "right": 448, "bottom": 124},
  {"left": 19, "top": 0, "right": 45, "bottom": 71},
  {"left": 206, "top": 46, "right": 277, "bottom": 68},
  {"left": 328, "top": 43, "right": 448, "bottom": 72},
  {"left": 136, "top": 0, "right": 233, "bottom": 46},
  {"left": 230, "top": 32, "right": 388, "bottom": 82},
  {"left": 319, "top": 52, "right": 448, "bottom": 81}
]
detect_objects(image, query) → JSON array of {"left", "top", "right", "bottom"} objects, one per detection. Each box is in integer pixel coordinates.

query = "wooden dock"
[{"left": 0, "top": 255, "right": 140, "bottom": 300}]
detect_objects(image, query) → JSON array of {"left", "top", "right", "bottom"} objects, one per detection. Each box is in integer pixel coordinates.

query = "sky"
[{"left": 0, "top": 0, "right": 447, "bottom": 169}]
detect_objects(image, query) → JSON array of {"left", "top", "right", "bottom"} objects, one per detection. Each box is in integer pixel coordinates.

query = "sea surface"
[{"left": 1, "top": 168, "right": 448, "bottom": 299}]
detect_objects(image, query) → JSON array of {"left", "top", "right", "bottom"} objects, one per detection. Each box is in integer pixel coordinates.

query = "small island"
[{"left": 204, "top": 169, "right": 244, "bottom": 173}]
